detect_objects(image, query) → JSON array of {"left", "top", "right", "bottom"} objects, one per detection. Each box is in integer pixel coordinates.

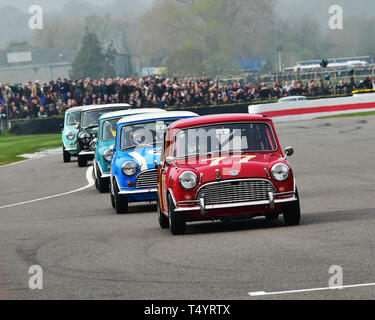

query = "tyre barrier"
[{"left": 249, "top": 94, "right": 375, "bottom": 122}]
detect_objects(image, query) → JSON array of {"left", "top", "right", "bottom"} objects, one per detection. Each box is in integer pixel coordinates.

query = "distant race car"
[
  {"left": 110, "top": 111, "right": 199, "bottom": 214},
  {"left": 93, "top": 108, "right": 167, "bottom": 193},
  {"left": 76, "top": 104, "right": 131, "bottom": 167},
  {"left": 157, "top": 114, "right": 301, "bottom": 235},
  {"left": 278, "top": 96, "right": 307, "bottom": 103},
  {"left": 61, "top": 106, "right": 86, "bottom": 163}
]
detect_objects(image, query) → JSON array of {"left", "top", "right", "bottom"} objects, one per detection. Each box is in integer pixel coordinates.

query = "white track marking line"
[
  {"left": 249, "top": 282, "right": 375, "bottom": 297},
  {"left": 0, "top": 166, "right": 94, "bottom": 210}
]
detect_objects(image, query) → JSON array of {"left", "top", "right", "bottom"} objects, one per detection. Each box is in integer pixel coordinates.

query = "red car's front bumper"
[{"left": 173, "top": 192, "right": 297, "bottom": 220}]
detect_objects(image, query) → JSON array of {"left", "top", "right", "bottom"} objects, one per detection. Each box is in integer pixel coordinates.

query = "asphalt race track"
[{"left": 0, "top": 116, "right": 374, "bottom": 300}]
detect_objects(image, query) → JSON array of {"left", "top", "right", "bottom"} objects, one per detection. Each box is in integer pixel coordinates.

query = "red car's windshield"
[{"left": 174, "top": 122, "right": 277, "bottom": 158}]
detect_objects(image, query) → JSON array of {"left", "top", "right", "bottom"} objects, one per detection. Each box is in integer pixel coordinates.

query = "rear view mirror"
[
  {"left": 166, "top": 156, "right": 175, "bottom": 166},
  {"left": 284, "top": 146, "right": 294, "bottom": 158}
]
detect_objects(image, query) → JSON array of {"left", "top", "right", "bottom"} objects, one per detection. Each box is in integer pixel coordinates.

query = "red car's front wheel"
[{"left": 283, "top": 188, "right": 301, "bottom": 226}]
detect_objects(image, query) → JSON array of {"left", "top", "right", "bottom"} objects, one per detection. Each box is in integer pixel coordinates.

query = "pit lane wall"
[{"left": 249, "top": 94, "right": 375, "bottom": 122}]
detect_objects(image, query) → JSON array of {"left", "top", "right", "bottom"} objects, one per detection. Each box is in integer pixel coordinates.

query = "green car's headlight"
[
  {"left": 271, "top": 163, "right": 290, "bottom": 182},
  {"left": 67, "top": 132, "right": 75, "bottom": 140},
  {"left": 103, "top": 148, "right": 114, "bottom": 162},
  {"left": 179, "top": 171, "right": 198, "bottom": 190},
  {"left": 122, "top": 161, "right": 137, "bottom": 177}
]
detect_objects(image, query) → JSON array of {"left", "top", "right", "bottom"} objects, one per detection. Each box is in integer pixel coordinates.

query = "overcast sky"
[
  {"left": 0, "top": 0, "right": 374, "bottom": 49},
  {"left": 1, "top": 0, "right": 374, "bottom": 17},
  {"left": 0, "top": 0, "right": 119, "bottom": 12},
  {"left": 0, "top": 0, "right": 153, "bottom": 15},
  {"left": 276, "top": 0, "right": 375, "bottom": 22}
]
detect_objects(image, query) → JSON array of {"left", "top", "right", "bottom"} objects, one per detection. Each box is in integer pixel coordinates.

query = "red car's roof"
[{"left": 171, "top": 113, "right": 272, "bottom": 129}]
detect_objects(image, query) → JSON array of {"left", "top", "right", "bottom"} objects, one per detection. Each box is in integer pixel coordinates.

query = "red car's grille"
[{"left": 196, "top": 179, "right": 275, "bottom": 205}]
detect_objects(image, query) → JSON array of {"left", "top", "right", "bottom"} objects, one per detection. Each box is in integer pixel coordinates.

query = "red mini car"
[{"left": 157, "top": 114, "right": 301, "bottom": 235}]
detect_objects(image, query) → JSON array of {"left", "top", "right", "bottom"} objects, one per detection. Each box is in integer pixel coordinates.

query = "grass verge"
[
  {"left": 317, "top": 111, "right": 375, "bottom": 119},
  {"left": 0, "top": 133, "right": 61, "bottom": 166}
]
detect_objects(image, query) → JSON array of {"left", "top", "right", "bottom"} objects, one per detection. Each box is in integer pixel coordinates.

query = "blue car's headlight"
[{"left": 122, "top": 161, "right": 137, "bottom": 177}]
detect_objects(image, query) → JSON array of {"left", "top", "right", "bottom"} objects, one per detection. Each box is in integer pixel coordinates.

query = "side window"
[
  {"left": 161, "top": 130, "right": 170, "bottom": 162},
  {"left": 114, "top": 127, "right": 119, "bottom": 152}
]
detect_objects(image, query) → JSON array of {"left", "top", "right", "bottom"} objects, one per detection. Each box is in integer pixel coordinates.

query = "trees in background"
[
  {"left": 135, "top": 0, "right": 276, "bottom": 75},
  {"left": 19, "top": 0, "right": 375, "bottom": 75},
  {"left": 31, "top": 17, "right": 84, "bottom": 49},
  {"left": 70, "top": 28, "right": 116, "bottom": 80}
]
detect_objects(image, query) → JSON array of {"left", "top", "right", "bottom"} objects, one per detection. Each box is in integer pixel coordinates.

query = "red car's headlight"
[
  {"left": 179, "top": 171, "right": 198, "bottom": 190},
  {"left": 271, "top": 163, "right": 290, "bottom": 182}
]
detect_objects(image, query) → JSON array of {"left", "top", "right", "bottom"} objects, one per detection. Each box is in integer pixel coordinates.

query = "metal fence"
[{"left": 246, "top": 66, "right": 375, "bottom": 85}]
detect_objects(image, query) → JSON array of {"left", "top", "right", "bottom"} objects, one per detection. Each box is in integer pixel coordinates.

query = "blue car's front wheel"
[{"left": 113, "top": 180, "right": 129, "bottom": 214}]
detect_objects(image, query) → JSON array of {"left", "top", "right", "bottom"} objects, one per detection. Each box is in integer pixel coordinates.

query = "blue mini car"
[
  {"left": 110, "top": 111, "right": 199, "bottom": 214},
  {"left": 93, "top": 108, "right": 166, "bottom": 193},
  {"left": 62, "top": 106, "right": 86, "bottom": 163}
]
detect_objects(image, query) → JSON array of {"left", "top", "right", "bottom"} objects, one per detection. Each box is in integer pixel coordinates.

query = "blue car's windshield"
[{"left": 120, "top": 119, "right": 177, "bottom": 150}]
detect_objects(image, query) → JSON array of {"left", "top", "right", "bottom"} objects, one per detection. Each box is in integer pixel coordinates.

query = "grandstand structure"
[
  {"left": 0, "top": 46, "right": 137, "bottom": 84},
  {"left": 284, "top": 56, "right": 374, "bottom": 72}
]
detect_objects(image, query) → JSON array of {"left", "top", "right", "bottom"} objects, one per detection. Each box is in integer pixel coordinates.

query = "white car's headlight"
[
  {"left": 179, "top": 171, "right": 198, "bottom": 190},
  {"left": 67, "top": 132, "right": 75, "bottom": 140},
  {"left": 103, "top": 148, "right": 114, "bottom": 162},
  {"left": 271, "top": 163, "right": 290, "bottom": 182},
  {"left": 122, "top": 161, "right": 138, "bottom": 176}
]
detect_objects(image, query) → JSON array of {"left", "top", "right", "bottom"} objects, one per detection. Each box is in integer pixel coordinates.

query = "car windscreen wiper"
[{"left": 83, "top": 125, "right": 99, "bottom": 130}]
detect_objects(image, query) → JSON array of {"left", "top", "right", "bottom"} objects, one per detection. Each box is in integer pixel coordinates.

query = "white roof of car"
[
  {"left": 117, "top": 111, "right": 199, "bottom": 125},
  {"left": 278, "top": 96, "right": 307, "bottom": 102},
  {"left": 65, "top": 106, "right": 87, "bottom": 113},
  {"left": 99, "top": 108, "right": 167, "bottom": 121},
  {"left": 80, "top": 104, "right": 131, "bottom": 112}
]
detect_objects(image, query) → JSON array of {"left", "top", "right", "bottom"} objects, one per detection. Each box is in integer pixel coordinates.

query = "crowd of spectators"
[{"left": 1, "top": 76, "right": 375, "bottom": 120}]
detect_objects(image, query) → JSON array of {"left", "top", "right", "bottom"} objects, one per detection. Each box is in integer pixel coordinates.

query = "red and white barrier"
[{"left": 249, "top": 94, "right": 375, "bottom": 122}]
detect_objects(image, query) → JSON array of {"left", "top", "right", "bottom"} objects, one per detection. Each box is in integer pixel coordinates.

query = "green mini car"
[
  {"left": 76, "top": 104, "right": 131, "bottom": 168},
  {"left": 93, "top": 108, "right": 166, "bottom": 193},
  {"left": 62, "top": 106, "right": 86, "bottom": 163}
]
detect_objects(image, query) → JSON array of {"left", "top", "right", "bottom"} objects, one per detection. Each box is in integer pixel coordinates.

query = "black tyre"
[
  {"left": 63, "top": 146, "right": 71, "bottom": 163},
  {"left": 168, "top": 194, "right": 186, "bottom": 235},
  {"left": 97, "top": 165, "right": 110, "bottom": 193},
  {"left": 78, "top": 155, "right": 88, "bottom": 168},
  {"left": 266, "top": 212, "right": 280, "bottom": 221},
  {"left": 114, "top": 180, "right": 129, "bottom": 214},
  {"left": 110, "top": 184, "right": 116, "bottom": 209},
  {"left": 283, "top": 188, "right": 301, "bottom": 226},
  {"left": 158, "top": 196, "right": 169, "bottom": 229}
]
